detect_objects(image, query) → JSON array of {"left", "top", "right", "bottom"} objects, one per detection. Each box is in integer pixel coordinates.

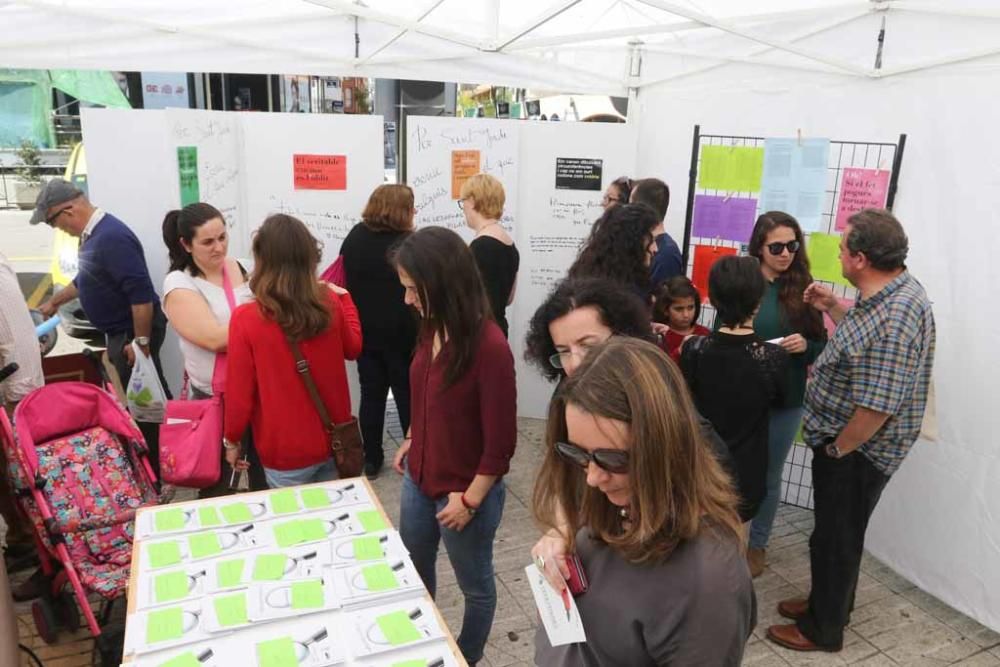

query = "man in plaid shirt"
[{"left": 767, "top": 209, "right": 935, "bottom": 653}]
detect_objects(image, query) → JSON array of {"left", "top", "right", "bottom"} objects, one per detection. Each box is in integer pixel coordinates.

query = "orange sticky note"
[
  {"left": 451, "top": 150, "right": 481, "bottom": 199},
  {"left": 691, "top": 245, "right": 738, "bottom": 304},
  {"left": 293, "top": 154, "right": 347, "bottom": 190}
]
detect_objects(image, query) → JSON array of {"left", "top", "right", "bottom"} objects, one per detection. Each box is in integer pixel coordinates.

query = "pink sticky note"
[{"left": 835, "top": 168, "right": 889, "bottom": 231}]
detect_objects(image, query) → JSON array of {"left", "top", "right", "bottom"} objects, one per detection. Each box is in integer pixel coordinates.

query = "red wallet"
[{"left": 565, "top": 553, "right": 589, "bottom": 596}]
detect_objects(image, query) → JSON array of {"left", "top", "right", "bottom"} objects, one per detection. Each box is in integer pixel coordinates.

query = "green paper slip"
[
  {"left": 300, "top": 487, "right": 331, "bottom": 509},
  {"left": 198, "top": 506, "right": 222, "bottom": 527},
  {"left": 220, "top": 502, "right": 253, "bottom": 524},
  {"left": 158, "top": 651, "right": 201, "bottom": 667},
  {"left": 252, "top": 554, "right": 288, "bottom": 581},
  {"left": 357, "top": 510, "right": 387, "bottom": 532},
  {"left": 154, "top": 571, "right": 190, "bottom": 603},
  {"left": 274, "top": 519, "right": 327, "bottom": 547},
  {"left": 391, "top": 661, "right": 427, "bottom": 667},
  {"left": 353, "top": 536, "right": 383, "bottom": 560},
  {"left": 270, "top": 489, "right": 300, "bottom": 515},
  {"left": 154, "top": 509, "right": 186, "bottom": 533},
  {"left": 362, "top": 563, "right": 399, "bottom": 592},
  {"left": 213, "top": 592, "right": 248, "bottom": 628},
  {"left": 216, "top": 558, "right": 245, "bottom": 588},
  {"left": 257, "top": 637, "right": 297, "bottom": 667},
  {"left": 697, "top": 145, "right": 764, "bottom": 192},
  {"left": 376, "top": 611, "right": 422, "bottom": 646},
  {"left": 291, "top": 579, "right": 325, "bottom": 609},
  {"left": 146, "top": 606, "right": 184, "bottom": 644},
  {"left": 148, "top": 541, "right": 183, "bottom": 569},
  {"left": 188, "top": 532, "right": 223, "bottom": 559},
  {"left": 807, "top": 232, "right": 852, "bottom": 287}
]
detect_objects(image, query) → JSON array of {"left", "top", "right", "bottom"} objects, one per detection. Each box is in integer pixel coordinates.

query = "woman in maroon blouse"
[{"left": 390, "top": 227, "right": 517, "bottom": 666}]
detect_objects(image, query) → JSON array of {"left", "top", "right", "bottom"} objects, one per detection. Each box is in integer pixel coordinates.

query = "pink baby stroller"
[{"left": 1, "top": 375, "right": 158, "bottom": 644}]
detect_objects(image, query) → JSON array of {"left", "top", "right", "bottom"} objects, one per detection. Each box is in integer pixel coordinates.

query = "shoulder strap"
[
  {"left": 286, "top": 334, "right": 336, "bottom": 436},
  {"left": 221, "top": 262, "right": 238, "bottom": 312}
]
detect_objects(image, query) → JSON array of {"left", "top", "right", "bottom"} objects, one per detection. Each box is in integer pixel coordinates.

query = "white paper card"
[
  {"left": 348, "top": 599, "right": 444, "bottom": 658},
  {"left": 355, "top": 640, "right": 460, "bottom": 667},
  {"left": 332, "top": 557, "right": 425, "bottom": 607},
  {"left": 247, "top": 573, "right": 341, "bottom": 622},
  {"left": 329, "top": 531, "right": 407, "bottom": 568},
  {"left": 525, "top": 564, "right": 586, "bottom": 646}
]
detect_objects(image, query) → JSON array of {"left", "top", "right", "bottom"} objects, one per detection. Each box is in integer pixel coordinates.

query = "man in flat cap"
[{"left": 34, "top": 179, "right": 170, "bottom": 474}]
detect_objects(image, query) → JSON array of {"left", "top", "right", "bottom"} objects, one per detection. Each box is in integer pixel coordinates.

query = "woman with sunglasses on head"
[
  {"left": 601, "top": 176, "right": 632, "bottom": 210},
  {"left": 744, "top": 212, "right": 827, "bottom": 577},
  {"left": 534, "top": 337, "right": 755, "bottom": 666},
  {"left": 390, "top": 227, "right": 516, "bottom": 667}
]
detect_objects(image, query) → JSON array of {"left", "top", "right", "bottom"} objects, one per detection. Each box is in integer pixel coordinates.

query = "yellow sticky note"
[{"left": 698, "top": 145, "right": 764, "bottom": 193}]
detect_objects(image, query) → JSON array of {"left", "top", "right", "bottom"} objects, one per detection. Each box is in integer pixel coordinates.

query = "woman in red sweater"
[
  {"left": 224, "top": 214, "right": 362, "bottom": 487},
  {"left": 390, "top": 227, "right": 516, "bottom": 666}
]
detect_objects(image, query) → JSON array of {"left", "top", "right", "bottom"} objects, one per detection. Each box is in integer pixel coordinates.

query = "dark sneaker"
[{"left": 363, "top": 461, "right": 383, "bottom": 479}]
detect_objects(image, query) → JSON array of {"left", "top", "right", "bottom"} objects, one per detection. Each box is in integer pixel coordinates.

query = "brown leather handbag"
[{"left": 286, "top": 336, "right": 364, "bottom": 478}]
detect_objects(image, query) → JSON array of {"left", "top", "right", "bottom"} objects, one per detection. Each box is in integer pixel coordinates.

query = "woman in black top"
[
  {"left": 339, "top": 184, "right": 417, "bottom": 477},
  {"left": 680, "top": 256, "right": 788, "bottom": 522},
  {"left": 460, "top": 174, "right": 519, "bottom": 338}
]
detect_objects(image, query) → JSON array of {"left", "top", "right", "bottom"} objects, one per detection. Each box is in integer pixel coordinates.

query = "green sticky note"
[
  {"left": 198, "top": 506, "right": 222, "bottom": 527},
  {"left": 220, "top": 502, "right": 253, "bottom": 524},
  {"left": 252, "top": 554, "right": 288, "bottom": 581},
  {"left": 148, "top": 541, "right": 183, "bottom": 569},
  {"left": 362, "top": 563, "right": 399, "bottom": 592},
  {"left": 213, "top": 592, "right": 248, "bottom": 628},
  {"left": 807, "top": 232, "right": 851, "bottom": 287},
  {"left": 391, "top": 661, "right": 427, "bottom": 667},
  {"left": 158, "top": 652, "right": 201, "bottom": 667},
  {"left": 188, "top": 532, "right": 222, "bottom": 559},
  {"left": 216, "top": 558, "right": 245, "bottom": 588},
  {"left": 358, "top": 510, "right": 387, "bottom": 532},
  {"left": 270, "top": 489, "right": 300, "bottom": 515},
  {"left": 290, "top": 579, "right": 325, "bottom": 609},
  {"left": 274, "top": 518, "right": 328, "bottom": 547},
  {"left": 177, "top": 146, "right": 200, "bottom": 207},
  {"left": 376, "top": 611, "right": 422, "bottom": 646},
  {"left": 154, "top": 509, "right": 186, "bottom": 533},
  {"left": 353, "top": 536, "right": 383, "bottom": 560},
  {"left": 698, "top": 145, "right": 765, "bottom": 192},
  {"left": 146, "top": 606, "right": 184, "bottom": 644},
  {"left": 257, "top": 637, "right": 297, "bottom": 667},
  {"left": 300, "top": 487, "right": 331, "bottom": 509},
  {"left": 154, "top": 571, "right": 190, "bottom": 603}
]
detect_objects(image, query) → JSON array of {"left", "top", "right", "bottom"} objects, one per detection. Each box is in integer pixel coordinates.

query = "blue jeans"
[
  {"left": 399, "top": 473, "right": 505, "bottom": 665},
  {"left": 264, "top": 458, "right": 338, "bottom": 488},
  {"left": 749, "top": 406, "right": 804, "bottom": 550}
]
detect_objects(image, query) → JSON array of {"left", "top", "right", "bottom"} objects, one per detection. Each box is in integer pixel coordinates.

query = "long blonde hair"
[{"left": 533, "top": 337, "right": 743, "bottom": 564}]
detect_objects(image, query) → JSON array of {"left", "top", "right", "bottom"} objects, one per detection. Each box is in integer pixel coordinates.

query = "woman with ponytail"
[{"left": 161, "top": 203, "right": 266, "bottom": 495}]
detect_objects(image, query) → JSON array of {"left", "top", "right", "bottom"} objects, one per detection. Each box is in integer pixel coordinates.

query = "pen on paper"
[{"left": 561, "top": 588, "right": 571, "bottom": 621}]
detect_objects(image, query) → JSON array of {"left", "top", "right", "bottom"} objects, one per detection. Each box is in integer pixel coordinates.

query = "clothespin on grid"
[{"left": 713, "top": 235, "right": 722, "bottom": 250}]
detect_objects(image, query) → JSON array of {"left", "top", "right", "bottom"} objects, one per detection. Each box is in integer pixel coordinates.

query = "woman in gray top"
[{"left": 533, "top": 337, "right": 756, "bottom": 666}]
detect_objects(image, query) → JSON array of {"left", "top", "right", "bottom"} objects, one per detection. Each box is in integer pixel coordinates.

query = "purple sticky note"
[{"left": 692, "top": 195, "right": 758, "bottom": 243}]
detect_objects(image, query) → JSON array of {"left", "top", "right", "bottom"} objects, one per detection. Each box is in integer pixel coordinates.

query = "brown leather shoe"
[
  {"left": 767, "top": 624, "right": 839, "bottom": 652},
  {"left": 777, "top": 597, "right": 809, "bottom": 620},
  {"left": 747, "top": 547, "right": 765, "bottom": 578}
]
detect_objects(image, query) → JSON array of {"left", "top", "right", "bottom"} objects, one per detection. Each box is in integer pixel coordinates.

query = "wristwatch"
[
  {"left": 135, "top": 336, "right": 150, "bottom": 346},
  {"left": 825, "top": 443, "right": 844, "bottom": 459}
]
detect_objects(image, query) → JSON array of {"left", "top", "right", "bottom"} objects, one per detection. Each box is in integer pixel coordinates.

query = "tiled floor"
[{"left": 11, "top": 416, "right": 1000, "bottom": 666}]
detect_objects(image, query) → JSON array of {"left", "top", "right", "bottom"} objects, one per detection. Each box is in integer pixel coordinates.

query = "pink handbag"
[{"left": 159, "top": 264, "right": 238, "bottom": 487}]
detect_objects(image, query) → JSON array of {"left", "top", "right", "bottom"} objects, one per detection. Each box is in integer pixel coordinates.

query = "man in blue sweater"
[
  {"left": 33, "top": 180, "right": 170, "bottom": 472},
  {"left": 630, "top": 178, "right": 684, "bottom": 290}
]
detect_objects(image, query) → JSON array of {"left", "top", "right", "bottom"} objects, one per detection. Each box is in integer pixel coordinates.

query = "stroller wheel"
[
  {"left": 32, "top": 598, "right": 59, "bottom": 644},
  {"left": 57, "top": 591, "right": 81, "bottom": 632}
]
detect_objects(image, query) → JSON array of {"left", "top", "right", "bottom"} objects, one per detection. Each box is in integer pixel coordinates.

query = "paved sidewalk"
[{"left": 11, "top": 416, "right": 1000, "bottom": 666}]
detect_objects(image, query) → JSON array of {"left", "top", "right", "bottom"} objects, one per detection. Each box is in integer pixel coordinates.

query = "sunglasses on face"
[
  {"left": 555, "top": 441, "right": 630, "bottom": 474},
  {"left": 766, "top": 240, "right": 801, "bottom": 256}
]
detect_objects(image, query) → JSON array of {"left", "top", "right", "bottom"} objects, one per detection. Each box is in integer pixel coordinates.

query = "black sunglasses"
[
  {"left": 45, "top": 206, "right": 73, "bottom": 226},
  {"left": 555, "top": 441, "right": 630, "bottom": 474},
  {"left": 766, "top": 240, "right": 801, "bottom": 256}
]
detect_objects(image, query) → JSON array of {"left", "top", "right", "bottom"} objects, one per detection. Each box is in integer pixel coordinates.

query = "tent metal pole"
[
  {"left": 304, "top": 0, "right": 484, "bottom": 49},
  {"left": 876, "top": 45, "right": 1000, "bottom": 78},
  {"left": 495, "top": 0, "right": 583, "bottom": 51},
  {"left": 640, "top": 44, "right": 861, "bottom": 76},
  {"left": 892, "top": 1, "right": 1000, "bottom": 21},
  {"left": 681, "top": 124, "right": 700, "bottom": 268},
  {"left": 355, "top": 0, "right": 447, "bottom": 65},
  {"left": 637, "top": 9, "right": 869, "bottom": 89},
  {"left": 632, "top": 0, "right": 871, "bottom": 77},
  {"left": 507, "top": 2, "right": 870, "bottom": 51}
]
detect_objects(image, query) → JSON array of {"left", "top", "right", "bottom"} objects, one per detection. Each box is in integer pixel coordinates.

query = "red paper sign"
[
  {"left": 451, "top": 150, "right": 481, "bottom": 199},
  {"left": 691, "top": 245, "right": 738, "bottom": 304},
  {"left": 835, "top": 168, "right": 889, "bottom": 231},
  {"left": 293, "top": 154, "right": 347, "bottom": 190}
]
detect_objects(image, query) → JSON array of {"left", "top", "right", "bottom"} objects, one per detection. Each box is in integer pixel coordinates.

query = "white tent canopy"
[
  {"left": 3, "top": 1, "right": 1000, "bottom": 93},
  {"left": 4, "top": 0, "right": 1000, "bottom": 636}
]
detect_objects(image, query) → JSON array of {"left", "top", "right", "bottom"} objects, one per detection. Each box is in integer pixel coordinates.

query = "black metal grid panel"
[{"left": 683, "top": 130, "right": 904, "bottom": 510}]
